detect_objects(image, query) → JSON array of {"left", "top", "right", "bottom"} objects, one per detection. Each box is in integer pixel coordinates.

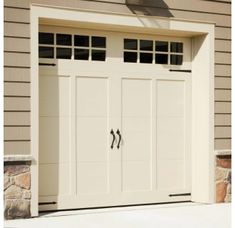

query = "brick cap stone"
[
  {"left": 215, "top": 150, "right": 231, "bottom": 156},
  {"left": 4, "top": 155, "right": 33, "bottom": 162}
]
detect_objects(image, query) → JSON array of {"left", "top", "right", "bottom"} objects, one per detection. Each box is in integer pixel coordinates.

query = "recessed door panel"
[
  {"left": 39, "top": 75, "right": 72, "bottom": 198},
  {"left": 75, "top": 77, "right": 109, "bottom": 195},
  {"left": 156, "top": 80, "right": 187, "bottom": 191},
  {"left": 121, "top": 79, "right": 152, "bottom": 192}
]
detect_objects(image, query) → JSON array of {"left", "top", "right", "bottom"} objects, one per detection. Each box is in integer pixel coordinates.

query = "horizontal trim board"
[
  {"left": 4, "top": 68, "right": 30, "bottom": 82},
  {"left": 4, "top": 0, "right": 30, "bottom": 8},
  {"left": 4, "top": 126, "right": 30, "bottom": 141},
  {"left": 4, "top": 37, "right": 30, "bottom": 53},
  {"left": 4, "top": 141, "right": 31, "bottom": 155},
  {"left": 215, "top": 102, "right": 231, "bottom": 113},
  {"left": 4, "top": 97, "right": 30, "bottom": 111},
  {"left": 215, "top": 65, "right": 231, "bottom": 76},
  {"left": 4, "top": 52, "right": 30, "bottom": 67},
  {"left": 215, "top": 40, "right": 231, "bottom": 52},
  {"left": 215, "top": 77, "right": 231, "bottom": 89},
  {"left": 215, "top": 126, "right": 231, "bottom": 138},
  {"left": 215, "top": 90, "right": 231, "bottom": 101},
  {"left": 4, "top": 22, "right": 30, "bottom": 38},
  {"left": 215, "top": 52, "right": 231, "bottom": 64},
  {"left": 4, "top": 112, "right": 31, "bottom": 126},
  {"left": 214, "top": 139, "right": 231, "bottom": 150},
  {"left": 215, "top": 27, "right": 231, "bottom": 40},
  {"left": 4, "top": 82, "right": 30, "bottom": 96},
  {"left": 4, "top": 7, "right": 30, "bottom": 23}
]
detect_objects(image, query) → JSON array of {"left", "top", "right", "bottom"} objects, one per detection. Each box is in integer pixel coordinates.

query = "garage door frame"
[{"left": 30, "top": 5, "right": 215, "bottom": 216}]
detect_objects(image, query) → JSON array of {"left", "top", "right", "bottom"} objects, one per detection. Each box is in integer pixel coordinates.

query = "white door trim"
[{"left": 30, "top": 5, "right": 215, "bottom": 216}]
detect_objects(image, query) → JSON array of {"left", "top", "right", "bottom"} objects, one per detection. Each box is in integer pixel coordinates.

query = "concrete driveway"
[{"left": 5, "top": 203, "right": 231, "bottom": 228}]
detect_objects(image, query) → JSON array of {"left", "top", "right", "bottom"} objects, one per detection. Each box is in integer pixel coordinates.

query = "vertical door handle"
[
  {"left": 110, "top": 129, "right": 116, "bottom": 149},
  {"left": 116, "top": 129, "right": 122, "bottom": 149}
]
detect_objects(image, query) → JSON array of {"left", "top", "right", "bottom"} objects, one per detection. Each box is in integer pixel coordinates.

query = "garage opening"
[{"left": 38, "top": 25, "right": 192, "bottom": 211}]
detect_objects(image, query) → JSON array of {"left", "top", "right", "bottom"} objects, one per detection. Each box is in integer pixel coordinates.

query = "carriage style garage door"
[{"left": 39, "top": 26, "right": 192, "bottom": 211}]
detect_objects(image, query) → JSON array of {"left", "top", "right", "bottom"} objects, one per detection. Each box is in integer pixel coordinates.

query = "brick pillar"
[
  {"left": 4, "top": 161, "right": 31, "bottom": 219},
  {"left": 215, "top": 155, "right": 231, "bottom": 203}
]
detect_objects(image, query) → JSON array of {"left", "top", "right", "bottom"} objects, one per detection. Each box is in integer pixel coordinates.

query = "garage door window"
[
  {"left": 124, "top": 39, "right": 183, "bottom": 65},
  {"left": 39, "top": 32, "right": 106, "bottom": 61}
]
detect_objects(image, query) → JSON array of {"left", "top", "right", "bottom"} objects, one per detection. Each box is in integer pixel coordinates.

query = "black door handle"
[
  {"left": 116, "top": 129, "right": 122, "bottom": 149},
  {"left": 110, "top": 129, "right": 116, "bottom": 149}
]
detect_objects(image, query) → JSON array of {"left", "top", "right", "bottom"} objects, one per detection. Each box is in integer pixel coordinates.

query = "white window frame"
[{"left": 30, "top": 5, "right": 215, "bottom": 216}]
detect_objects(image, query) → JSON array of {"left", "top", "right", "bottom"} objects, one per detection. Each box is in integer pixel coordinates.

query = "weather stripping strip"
[
  {"left": 169, "top": 69, "right": 192, "bottom": 73},
  {"left": 169, "top": 193, "right": 191, "bottom": 197}
]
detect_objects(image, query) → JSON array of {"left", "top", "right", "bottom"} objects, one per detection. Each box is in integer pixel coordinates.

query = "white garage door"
[{"left": 39, "top": 26, "right": 192, "bottom": 211}]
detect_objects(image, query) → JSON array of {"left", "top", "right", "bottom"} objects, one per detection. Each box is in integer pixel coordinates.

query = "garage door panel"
[
  {"left": 122, "top": 78, "right": 151, "bottom": 117},
  {"left": 76, "top": 76, "right": 108, "bottom": 117},
  {"left": 156, "top": 80, "right": 185, "bottom": 117},
  {"left": 122, "top": 161, "right": 152, "bottom": 192},
  {"left": 156, "top": 79, "right": 187, "bottom": 192},
  {"left": 157, "top": 117, "right": 185, "bottom": 160},
  {"left": 157, "top": 160, "right": 185, "bottom": 190},
  {"left": 122, "top": 117, "right": 151, "bottom": 161},
  {"left": 40, "top": 75, "right": 71, "bottom": 116},
  {"left": 76, "top": 117, "right": 108, "bottom": 162},
  {"left": 77, "top": 162, "right": 109, "bottom": 195},
  {"left": 39, "top": 28, "right": 191, "bottom": 209},
  {"left": 39, "top": 117, "right": 71, "bottom": 164}
]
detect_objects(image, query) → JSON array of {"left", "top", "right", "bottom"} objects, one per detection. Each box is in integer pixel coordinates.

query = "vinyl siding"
[
  {"left": 4, "top": 0, "right": 231, "bottom": 154},
  {"left": 4, "top": 0, "right": 31, "bottom": 155}
]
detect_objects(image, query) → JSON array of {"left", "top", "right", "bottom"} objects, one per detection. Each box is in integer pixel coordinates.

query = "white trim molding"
[
  {"left": 4, "top": 155, "right": 33, "bottom": 162},
  {"left": 30, "top": 5, "right": 215, "bottom": 216},
  {"left": 215, "top": 150, "right": 231, "bottom": 156}
]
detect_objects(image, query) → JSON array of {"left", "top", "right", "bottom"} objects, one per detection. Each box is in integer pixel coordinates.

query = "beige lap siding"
[
  {"left": 4, "top": 0, "right": 31, "bottom": 155},
  {"left": 31, "top": 0, "right": 231, "bottom": 151},
  {"left": 4, "top": 0, "right": 231, "bottom": 156}
]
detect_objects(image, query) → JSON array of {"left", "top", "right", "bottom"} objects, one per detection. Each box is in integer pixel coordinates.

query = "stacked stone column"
[
  {"left": 4, "top": 162, "right": 31, "bottom": 219},
  {"left": 216, "top": 155, "right": 231, "bottom": 203}
]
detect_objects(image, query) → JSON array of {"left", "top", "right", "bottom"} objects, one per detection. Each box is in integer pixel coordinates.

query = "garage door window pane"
[
  {"left": 155, "top": 54, "right": 168, "bottom": 64},
  {"left": 140, "top": 40, "right": 153, "bottom": 51},
  {"left": 74, "top": 35, "right": 89, "bottom": 47},
  {"left": 140, "top": 53, "right": 153, "bottom": 63},
  {"left": 56, "top": 48, "right": 72, "bottom": 59},
  {"left": 39, "top": 32, "right": 54, "bottom": 45},
  {"left": 124, "top": 52, "right": 137, "bottom": 63},
  {"left": 156, "top": 41, "right": 168, "bottom": 52},
  {"left": 92, "top": 50, "right": 106, "bottom": 61},
  {"left": 39, "top": 46, "right": 54, "bottom": 58},
  {"left": 56, "top": 34, "right": 72, "bottom": 46},
  {"left": 92, "top": 36, "right": 106, "bottom": 48},
  {"left": 170, "top": 42, "right": 183, "bottom": 53},
  {"left": 75, "top": 49, "right": 89, "bottom": 60},
  {"left": 170, "top": 54, "right": 183, "bottom": 65},
  {"left": 124, "top": 39, "right": 137, "bottom": 50}
]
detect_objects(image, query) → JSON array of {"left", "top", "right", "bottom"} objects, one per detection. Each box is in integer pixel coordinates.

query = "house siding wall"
[
  {"left": 5, "top": 0, "right": 230, "bottom": 154},
  {"left": 4, "top": 0, "right": 31, "bottom": 155}
]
